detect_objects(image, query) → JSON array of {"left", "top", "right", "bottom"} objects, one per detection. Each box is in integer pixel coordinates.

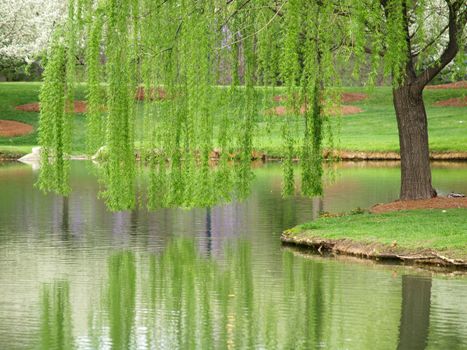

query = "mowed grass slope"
[
  {"left": 0, "top": 83, "right": 88, "bottom": 156},
  {"left": 337, "top": 86, "right": 467, "bottom": 152},
  {"left": 0, "top": 82, "right": 465, "bottom": 157},
  {"left": 286, "top": 209, "right": 467, "bottom": 260}
]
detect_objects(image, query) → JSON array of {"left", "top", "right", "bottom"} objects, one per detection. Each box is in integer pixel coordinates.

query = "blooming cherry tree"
[{"left": 0, "top": 0, "right": 65, "bottom": 62}]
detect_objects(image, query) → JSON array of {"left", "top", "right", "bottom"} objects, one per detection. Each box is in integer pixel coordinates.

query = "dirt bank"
[
  {"left": 0, "top": 120, "right": 34, "bottom": 137},
  {"left": 329, "top": 151, "right": 467, "bottom": 161},
  {"left": 281, "top": 233, "right": 467, "bottom": 269}
]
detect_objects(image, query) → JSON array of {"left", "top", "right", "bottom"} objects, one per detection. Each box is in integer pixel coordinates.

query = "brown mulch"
[
  {"left": 0, "top": 120, "right": 34, "bottom": 137},
  {"left": 433, "top": 96, "right": 467, "bottom": 107},
  {"left": 267, "top": 105, "right": 289, "bottom": 116},
  {"left": 327, "top": 105, "right": 364, "bottom": 115},
  {"left": 272, "top": 95, "right": 287, "bottom": 102},
  {"left": 371, "top": 197, "right": 467, "bottom": 214},
  {"left": 266, "top": 104, "right": 363, "bottom": 116},
  {"left": 426, "top": 81, "right": 467, "bottom": 90},
  {"left": 135, "top": 87, "right": 167, "bottom": 101},
  {"left": 341, "top": 92, "right": 368, "bottom": 103},
  {"left": 15, "top": 102, "right": 41, "bottom": 112},
  {"left": 16, "top": 101, "right": 89, "bottom": 113},
  {"left": 272, "top": 92, "right": 368, "bottom": 104}
]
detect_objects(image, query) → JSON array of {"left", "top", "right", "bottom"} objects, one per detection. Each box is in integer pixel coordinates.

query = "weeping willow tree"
[{"left": 38, "top": 0, "right": 466, "bottom": 211}]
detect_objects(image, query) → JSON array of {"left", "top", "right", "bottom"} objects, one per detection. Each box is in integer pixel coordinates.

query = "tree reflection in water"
[
  {"left": 39, "top": 281, "right": 74, "bottom": 350},
  {"left": 35, "top": 239, "right": 460, "bottom": 349},
  {"left": 397, "top": 275, "right": 431, "bottom": 350}
]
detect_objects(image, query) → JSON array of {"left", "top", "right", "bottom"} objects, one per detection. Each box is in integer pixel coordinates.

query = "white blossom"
[{"left": 0, "top": 0, "right": 66, "bottom": 61}]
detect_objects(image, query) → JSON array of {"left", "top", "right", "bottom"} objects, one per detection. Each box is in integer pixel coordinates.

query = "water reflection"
[
  {"left": 31, "top": 239, "right": 467, "bottom": 349},
  {"left": 397, "top": 275, "right": 431, "bottom": 350},
  {"left": 0, "top": 161, "right": 466, "bottom": 349},
  {"left": 107, "top": 252, "right": 136, "bottom": 350},
  {"left": 39, "top": 281, "right": 74, "bottom": 350}
]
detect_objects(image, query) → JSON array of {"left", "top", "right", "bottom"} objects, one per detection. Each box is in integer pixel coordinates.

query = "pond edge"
[
  {"left": 3, "top": 150, "right": 467, "bottom": 162},
  {"left": 281, "top": 233, "right": 467, "bottom": 270}
]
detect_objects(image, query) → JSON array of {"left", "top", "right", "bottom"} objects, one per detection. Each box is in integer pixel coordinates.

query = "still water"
[{"left": 0, "top": 161, "right": 466, "bottom": 350}]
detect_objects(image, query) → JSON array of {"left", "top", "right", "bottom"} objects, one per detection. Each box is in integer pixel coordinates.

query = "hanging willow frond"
[{"left": 38, "top": 0, "right": 432, "bottom": 211}]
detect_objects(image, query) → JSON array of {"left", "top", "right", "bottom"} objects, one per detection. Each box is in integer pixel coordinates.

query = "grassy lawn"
[
  {"left": 286, "top": 209, "right": 467, "bottom": 260},
  {"left": 0, "top": 82, "right": 466, "bottom": 157},
  {"left": 0, "top": 82, "right": 87, "bottom": 157}
]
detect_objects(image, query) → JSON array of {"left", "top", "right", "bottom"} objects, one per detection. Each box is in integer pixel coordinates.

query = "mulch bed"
[
  {"left": 433, "top": 96, "right": 467, "bottom": 107},
  {"left": 268, "top": 92, "right": 366, "bottom": 116},
  {"left": 0, "top": 120, "right": 34, "bottom": 137},
  {"left": 266, "top": 104, "right": 363, "bottom": 116},
  {"left": 341, "top": 92, "right": 368, "bottom": 103},
  {"left": 327, "top": 105, "right": 364, "bottom": 115},
  {"left": 135, "top": 87, "right": 167, "bottom": 101},
  {"left": 16, "top": 101, "right": 89, "bottom": 113},
  {"left": 272, "top": 92, "right": 368, "bottom": 104},
  {"left": 426, "top": 81, "right": 467, "bottom": 90},
  {"left": 371, "top": 197, "right": 467, "bottom": 214}
]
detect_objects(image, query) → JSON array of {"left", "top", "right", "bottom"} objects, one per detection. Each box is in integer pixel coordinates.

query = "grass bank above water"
[
  {"left": 282, "top": 209, "right": 467, "bottom": 268},
  {"left": 0, "top": 82, "right": 466, "bottom": 159}
]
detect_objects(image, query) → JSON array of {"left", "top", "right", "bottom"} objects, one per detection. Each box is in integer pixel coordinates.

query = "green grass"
[
  {"left": 0, "top": 82, "right": 466, "bottom": 157},
  {"left": 336, "top": 86, "right": 467, "bottom": 152},
  {"left": 0, "top": 82, "right": 87, "bottom": 156},
  {"left": 288, "top": 209, "right": 467, "bottom": 260},
  {"left": 0, "top": 83, "right": 41, "bottom": 156},
  {"left": 254, "top": 86, "right": 467, "bottom": 154}
]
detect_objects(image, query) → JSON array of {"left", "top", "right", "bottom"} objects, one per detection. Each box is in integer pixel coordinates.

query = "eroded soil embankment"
[{"left": 281, "top": 234, "right": 467, "bottom": 269}]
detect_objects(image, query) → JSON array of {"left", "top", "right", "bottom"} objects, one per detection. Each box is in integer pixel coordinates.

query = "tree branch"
[
  {"left": 412, "top": 23, "right": 449, "bottom": 57},
  {"left": 415, "top": 2, "right": 467, "bottom": 87}
]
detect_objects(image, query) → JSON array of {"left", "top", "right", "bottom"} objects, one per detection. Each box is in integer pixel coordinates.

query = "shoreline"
[
  {"left": 2, "top": 149, "right": 467, "bottom": 162},
  {"left": 281, "top": 231, "right": 467, "bottom": 270}
]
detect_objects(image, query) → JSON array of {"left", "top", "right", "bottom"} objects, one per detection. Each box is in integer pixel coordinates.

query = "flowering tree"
[{"left": 0, "top": 0, "right": 65, "bottom": 63}]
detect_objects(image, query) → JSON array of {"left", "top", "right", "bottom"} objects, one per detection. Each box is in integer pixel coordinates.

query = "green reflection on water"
[
  {"left": 32, "top": 239, "right": 397, "bottom": 349},
  {"left": 39, "top": 281, "right": 74, "bottom": 350},
  {"left": 0, "top": 161, "right": 461, "bottom": 349},
  {"left": 107, "top": 252, "right": 136, "bottom": 350}
]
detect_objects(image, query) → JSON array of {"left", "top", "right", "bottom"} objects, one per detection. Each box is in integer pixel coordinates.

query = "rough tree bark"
[
  {"left": 388, "top": 0, "right": 466, "bottom": 200},
  {"left": 393, "top": 84, "right": 435, "bottom": 200}
]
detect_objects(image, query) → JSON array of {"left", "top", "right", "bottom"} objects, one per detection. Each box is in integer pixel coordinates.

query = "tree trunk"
[
  {"left": 397, "top": 275, "right": 432, "bottom": 350},
  {"left": 393, "top": 85, "right": 436, "bottom": 200}
]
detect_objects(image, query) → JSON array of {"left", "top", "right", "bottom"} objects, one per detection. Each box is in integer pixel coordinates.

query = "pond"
[{"left": 0, "top": 161, "right": 466, "bottom": 349}]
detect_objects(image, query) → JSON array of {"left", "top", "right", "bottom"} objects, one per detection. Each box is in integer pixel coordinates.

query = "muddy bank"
[
  {"left": 330, "top": 151, "right": 467, "bottom": 161},
  {"left": 4, "top": 148, "right": 467, "bottom": 161},
  {"left": 265, "top": 150, "right": 467, "bottom": 161},
  {"left": 0, "top": 152, "right": 28, "bottom": 161},
  {"left": 281, "top": 233, "right": 467, "bottom": 269}
]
